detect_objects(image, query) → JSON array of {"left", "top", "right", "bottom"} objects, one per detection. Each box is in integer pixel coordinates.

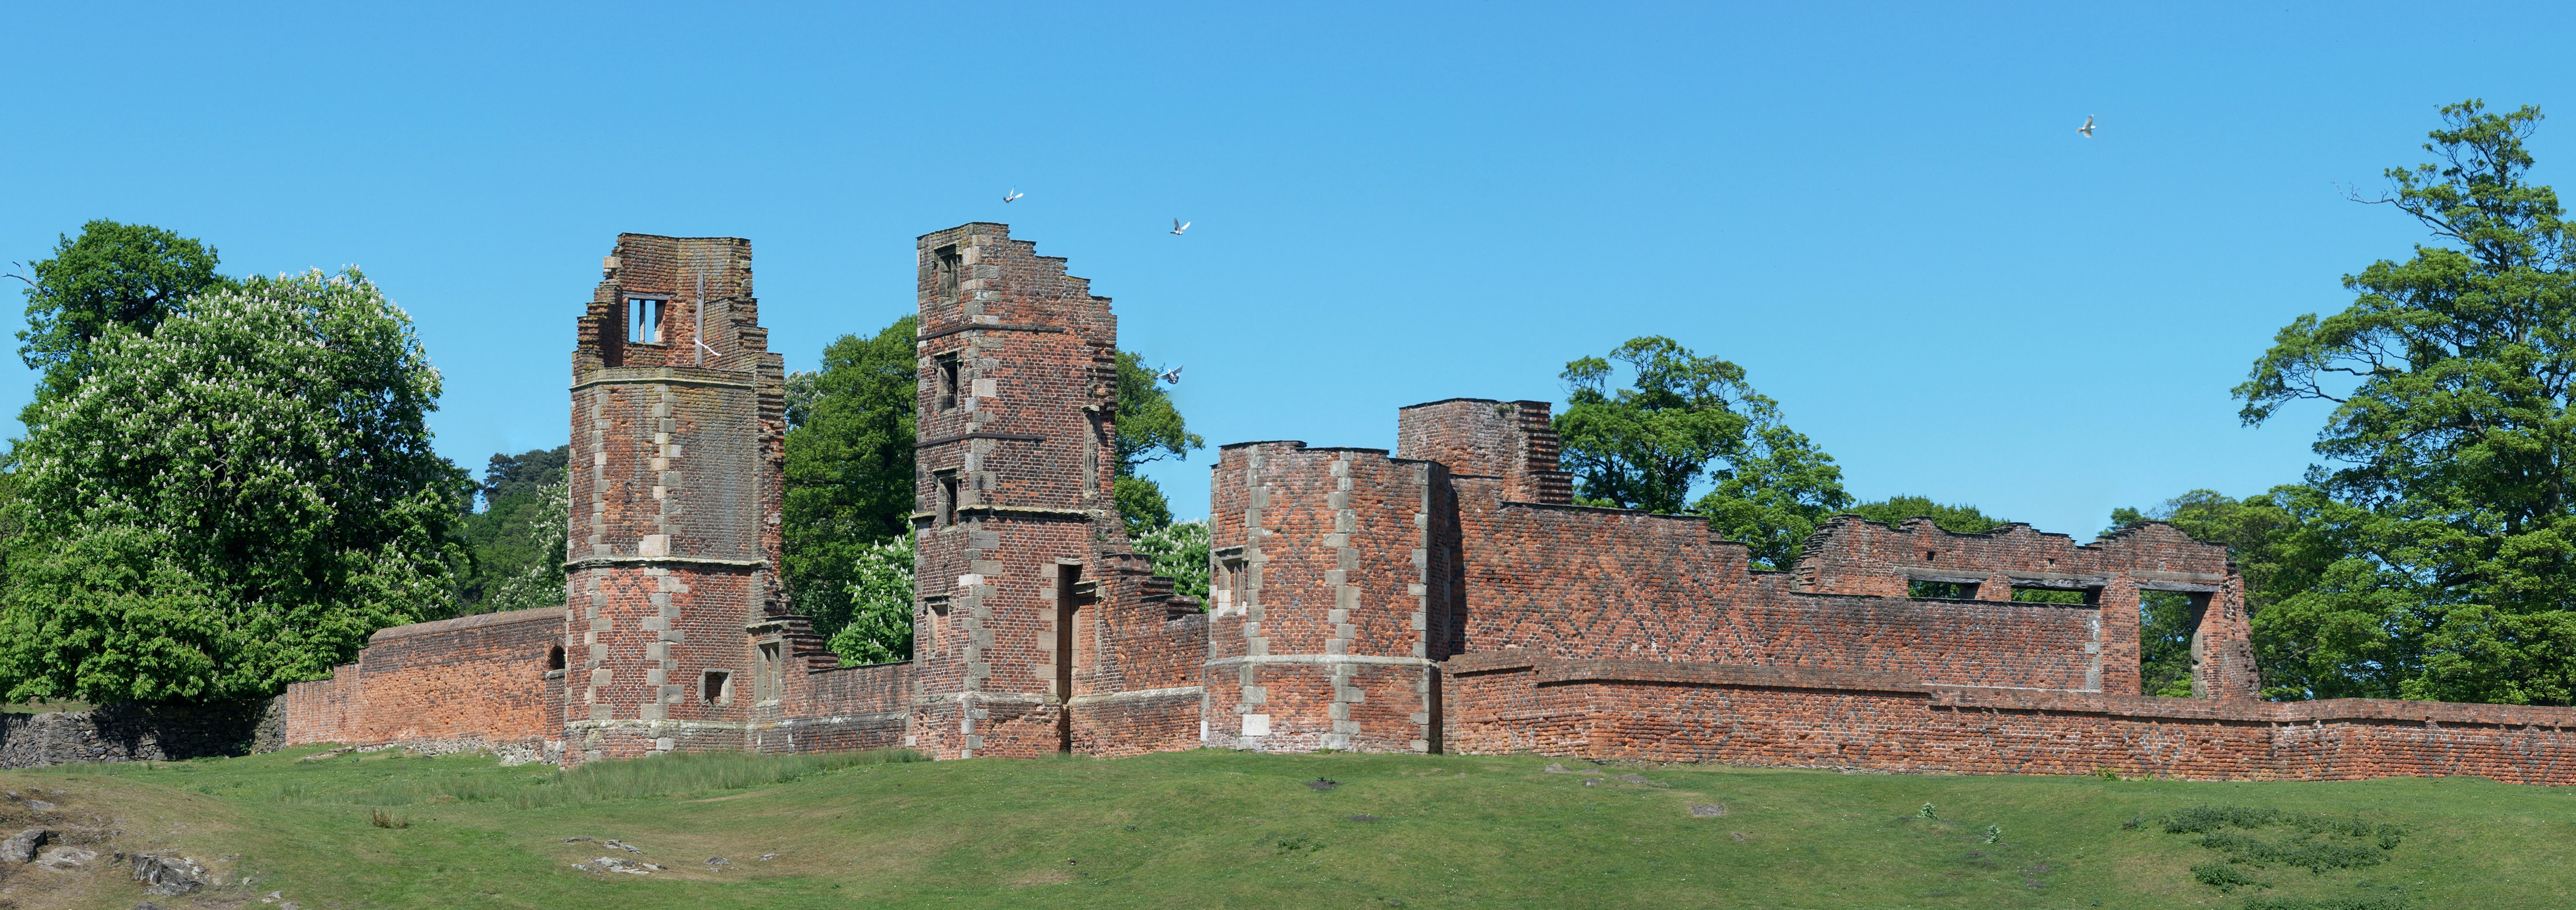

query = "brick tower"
[
  {"left": 907, "top": 223, "right": 1128, "bottom": 759},
  {"left": 563, "top": 234, "right": 791, "bottom": 764},
  {"left": 1205, "top": 443, "right": 1454, "bottom": 752}
]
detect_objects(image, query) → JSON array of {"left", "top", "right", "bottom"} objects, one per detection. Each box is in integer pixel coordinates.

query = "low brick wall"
[
  {"left": 753, "top": 661, "right": 915, "bottom": 755},
  {"left": 0, "top": 700, "right": 282, "bottom": 769},
  {"left": 1442, "top": 652, "right": 2576, "bottom": 785},
  {"left": 282, "top": 607, "right": 563, "bottom": 753}
]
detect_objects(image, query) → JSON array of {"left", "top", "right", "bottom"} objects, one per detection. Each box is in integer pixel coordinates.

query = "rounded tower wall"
[{"left": 1206, "top": 442, "right": 1444, "bottom": 753}]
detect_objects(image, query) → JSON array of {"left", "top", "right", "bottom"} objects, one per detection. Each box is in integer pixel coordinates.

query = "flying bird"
[
  {"left": 1170, "top": 219, "right": 1190, "bottom": 236},
  {"left": 1159, "top": 365, "right": 1184, "bottom": 385},
  {"left": 2077, "top": 115, "right": 2096, "bottom": 139},
  {"left": 1003, "top": 189, "right": 1024, "bottom": 203}
]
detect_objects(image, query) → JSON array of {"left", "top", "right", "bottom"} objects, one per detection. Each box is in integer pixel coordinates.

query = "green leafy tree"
[
  {"left": 456, "top": 446, "right": 570, "bottom": 613},
  {"left": 12, "top": 220, "right": 228, "bottom": 414},
  {"left": 471, "top": 475, "right": 570, "bottom": 615},
  {"left": 1555, "top": 337, "right": 1850, "bottom": 569},
  {"left": 2234, "top": 100, "right": 2576, "bottom": 705},
  {"left": 1113, "top": 350, "right": 1202, "bottom": 536},
  {"left": 1845, "top": 495, "right": 2006, "bottom": 534},
  {"left": 826, "top": 532, "right": 914, "bottom": 664},
  {"left": 0, "top": 269, "right": 464, "bottom": 703},
  {"left": 782, "top": 316, "right": 918, "bottom": 641},
  {"left": 1133, "top": 519, "right": 1211, "bottom": 601}
]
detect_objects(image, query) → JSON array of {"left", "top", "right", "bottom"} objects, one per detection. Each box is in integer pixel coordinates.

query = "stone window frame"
[
  {"left": 934, "top": 469, "right": 961, "bottom": 527},
  {"left": 1213, "top": 545, "right": 1248, "bottom": 615},
  {"left": 701, "top": 669, "right": 733, "bottom": 705},
  {"left": 626, "top": 296, "right": 668, "bottom": 345},
  {"left": 933, "top": 351, "right": 962, "bottom": 412},
  {"left": 754, "top": 640, "right": 785, "bottom": 706},
  {"left": 934, "top": 244, "right": 962, "bottom": 301}
]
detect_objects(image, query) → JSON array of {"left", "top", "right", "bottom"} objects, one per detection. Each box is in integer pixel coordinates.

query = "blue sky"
[{"left": 5, "top": 2, "right": 2570, "bottom": 537}]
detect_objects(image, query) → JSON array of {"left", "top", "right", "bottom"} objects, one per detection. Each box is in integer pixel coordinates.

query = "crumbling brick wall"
[
  {"left": 1793, "top": 517, "right": 2256, "bottom": 698},
  {"left": 750, "top": 660, "right": 914, "bottom": 755},
  {"left": 280, "top": 607, "right": 561, "bottom": 752},
  {"left": 563, "top": 234, "right": 787, "bottom": 764},
  {"left": 907, "top": 223, "right": 1208, "bottom": 760},
  {"left": 1441, "top": 652, "right": 2576, "bottom": 784}
]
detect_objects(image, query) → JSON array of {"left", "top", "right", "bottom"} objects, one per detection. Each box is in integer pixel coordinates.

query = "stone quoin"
[{"left": 283, "top": 224, "right": 2576, "bottom": 784}]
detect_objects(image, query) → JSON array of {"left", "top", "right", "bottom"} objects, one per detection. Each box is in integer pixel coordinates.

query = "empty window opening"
[
  {"left": 702, "top": 670, "right": 731, "bottom": 704},
  {"left": 935, "top": 245, "right": 962, "bottom": 299},
  {"left": 1908, "top": 580, "right": 1977, "bottom": 599},
  {"left": 1055, "top": 564, "right": 1087, "bottom": 752},
  {"left": 2010, "top": 585, "right": 2090, "bottom": 604},
  {"left": 1923, "top": 551, "right": 1938, "bottom": 562},
  {"left": 2139, "top": 590, "right": 2205, "bottom": 697},
  {"left": 546, "top": 646, "right": 566, "bottom": 670},
  {"left": 1215, "top": 552, "right": 1249, "bottom": 613},
  {"left": 628, "top": 298, "right": 665, "bottom": 344},
  {"left": 934, "top": 352, "right": 961, "bottom": 411},
  {"left": 757, "top": 642, "right": 783, "bottom": 703},
  {"left": 936, "top": 471, "right": 961, "bottom": 526}
]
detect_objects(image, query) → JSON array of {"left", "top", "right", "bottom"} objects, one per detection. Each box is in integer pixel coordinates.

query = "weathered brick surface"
[
  {"left": 290, "top": 223, "right": 2576, "bottom": 787},
  {"left": 907, "top": 224, "right": 1209, "bottom": 760},
  {"left": 1205, "top": 442, "right": 1444, "bottom": 753},
  {"left": 1442, "top": 653, "right": 2576, "bottom": 784},
  {"left": 280, "top": 607, "right": 561, "bottom": 754}
]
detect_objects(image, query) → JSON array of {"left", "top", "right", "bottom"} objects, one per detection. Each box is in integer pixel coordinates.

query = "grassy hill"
[{"left": 2, "top": 745, "right": 2572, "bottom": 909}]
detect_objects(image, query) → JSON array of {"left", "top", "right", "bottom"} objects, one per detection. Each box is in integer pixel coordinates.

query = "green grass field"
[{"left": 2, "top": 745, "right": 2571, "bottom": 909}]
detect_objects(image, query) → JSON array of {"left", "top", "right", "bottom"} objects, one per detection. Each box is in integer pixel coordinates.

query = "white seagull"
[
  {"left": 1170, "top": 219, "right": 1190, "bottom": 236},
  {"left": 1003, "top": 189, "right": 1024, "bottom": 203},
  {"left": 2077, "top": 115, "right": 2096, "bottom": 139},
  {"left": 1159, "top": 365, "right": 1184, "bottom": 385}
]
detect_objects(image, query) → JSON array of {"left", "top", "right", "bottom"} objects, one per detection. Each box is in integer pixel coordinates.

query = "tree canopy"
[
  {"left": 0, "top": 269, "right": 464, "bottom": 703},
  {"left": 781, "top": 315, "right": 918, "bottom": 642},
  {"left": 12, "top": 220, "right": 228, "bottom": 414},
  {"left": 2231, "top": 100, "right": 2576, "bottom": 705},
  {"left": 456, "top": 447, "right": 571, "bottom": 615},
  {"left": 1553, "top": 337, "right": 1850, "bottom": 569},
  {"left": 1845, "top": 496, "right": 2006, "bottom": 534},
  {"left": 1112, "top": 350, "right": 1203, "bottom": 535}
]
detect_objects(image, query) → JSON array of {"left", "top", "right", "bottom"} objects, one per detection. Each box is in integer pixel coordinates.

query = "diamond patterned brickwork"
[{"left": 283, "top": 222, "right": 2576, "bottom": 786}]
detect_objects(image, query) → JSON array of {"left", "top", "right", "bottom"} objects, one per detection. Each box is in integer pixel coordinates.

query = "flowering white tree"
[
  {"left": 827, "top": 532, "right": 913, "bottom": 664},
  {"left": 476, "top": 475, "right": 570, "bottom": 615},
  {"left": 0, "top": 269, "right": 466, "bottom": 703}
]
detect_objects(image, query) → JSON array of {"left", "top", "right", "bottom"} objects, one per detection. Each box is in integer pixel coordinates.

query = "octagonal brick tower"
[
  {"left": 907, "top": 223, "right": 1128, "bottom": 759},
  {"left": 563, "top": 234, "right": 789, "bottom": 765}
]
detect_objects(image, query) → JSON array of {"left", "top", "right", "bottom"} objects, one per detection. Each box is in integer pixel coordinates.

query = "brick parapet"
[{"left": 1395, "top": 399, "right": 1572, "bottom": 505}]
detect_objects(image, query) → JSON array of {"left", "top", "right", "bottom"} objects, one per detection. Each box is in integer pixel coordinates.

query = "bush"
[{"left": 2192, "top": 861, "right": 2265, "bottom": 892}]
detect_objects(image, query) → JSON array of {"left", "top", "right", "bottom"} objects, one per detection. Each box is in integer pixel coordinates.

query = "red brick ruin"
[{"left": 286, "top": 224, "right": 2576, "bottom": 783}]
